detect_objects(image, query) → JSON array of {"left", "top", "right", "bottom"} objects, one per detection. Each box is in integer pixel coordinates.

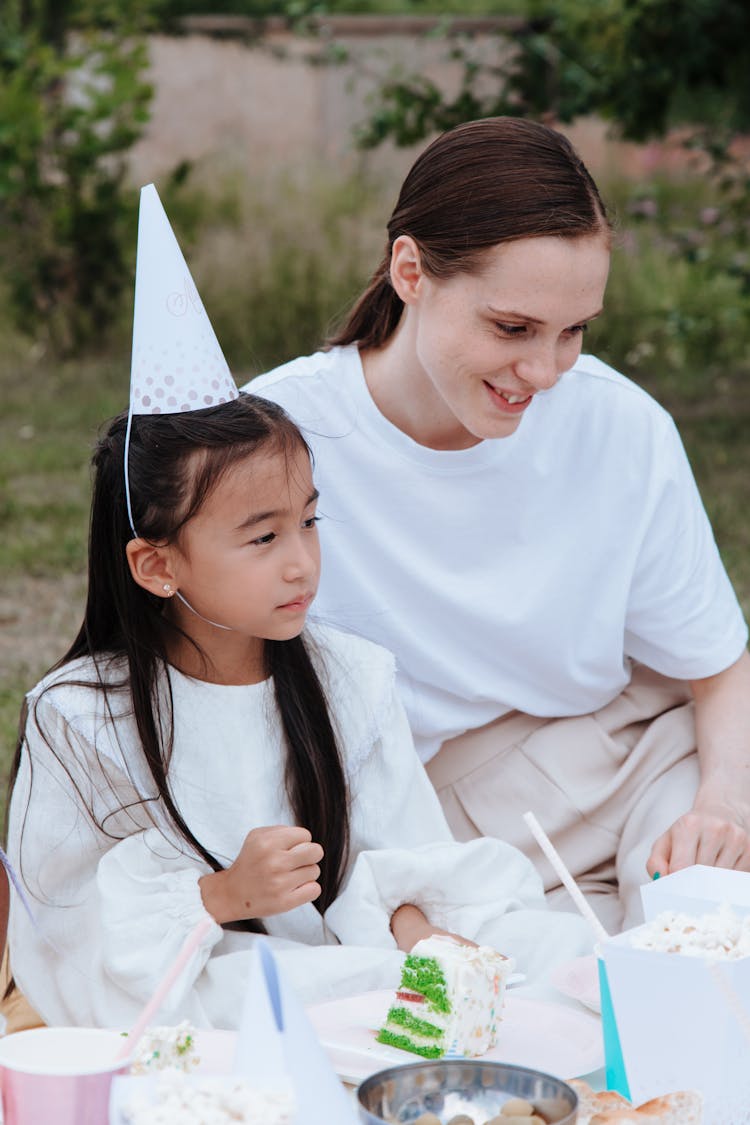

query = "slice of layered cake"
[{"left": 377, "top": 935, "right": 513, "bottom": 1059}]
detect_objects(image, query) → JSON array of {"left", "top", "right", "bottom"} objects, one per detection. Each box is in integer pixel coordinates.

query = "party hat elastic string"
[
  {"left": 174, "top": 590, "right": 233, "bottom": 631},
  {"left": 123, "top": 409, "right": 137, "bottom": 537},
  {"left": 0, "top": 845, "right": 38, "bottom": 932}
]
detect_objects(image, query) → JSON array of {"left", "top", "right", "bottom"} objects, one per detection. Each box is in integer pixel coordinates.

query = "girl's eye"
[
  {"left": 250, "top": 531, "right": 275, "bottom": 546},
  {"left": 566, "top": 323, "right": 588, "bottom": 336},
  {"left": 302, "top": 515, "right": 321, "bottom": 530}
]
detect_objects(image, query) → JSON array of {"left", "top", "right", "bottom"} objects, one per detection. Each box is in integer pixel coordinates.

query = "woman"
[{"left": 246, "top": 117, "right": 750, "bottom": 931}]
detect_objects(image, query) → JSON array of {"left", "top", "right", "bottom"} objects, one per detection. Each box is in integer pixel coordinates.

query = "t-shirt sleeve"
[{"left": 624, "top": 415, "right": 748, "bottom": 678}]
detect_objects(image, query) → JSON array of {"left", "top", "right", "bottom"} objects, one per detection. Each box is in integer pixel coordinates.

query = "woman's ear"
[
  {"left": 125, "top": 538, "right": 178, "bottom": 600},
  {"left": 389, "top": 235, "right": 424, "bottom": 305}
]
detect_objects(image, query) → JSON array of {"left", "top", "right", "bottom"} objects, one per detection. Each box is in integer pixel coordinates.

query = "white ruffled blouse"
[{"left": 8, "top": 625, "right": 591, "bottom": 1028}]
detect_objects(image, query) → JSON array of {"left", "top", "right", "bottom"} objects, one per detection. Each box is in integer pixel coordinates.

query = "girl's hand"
[
  {"left": 199, "top": 825, "right": 324, "bottom": 925},
  {"left": 390, "top": 903, "right": 478, "bottom": 953}
]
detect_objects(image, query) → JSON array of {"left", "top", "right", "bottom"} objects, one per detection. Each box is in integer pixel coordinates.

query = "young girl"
[{"left": 7, "top": 189, "right": 591, "bottom": 1030}]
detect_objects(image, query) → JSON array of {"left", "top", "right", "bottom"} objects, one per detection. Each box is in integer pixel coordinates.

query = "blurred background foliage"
[
  {"left": 0, "top": 1, "right": 154, "bottom": 352},
  {"left": 1, "top": 0, "right": 749, "bottom": 356},
  {"left": 148, "top": 0, "right": 524, "bottom": 21},
  {"left": 1, "top": 0, "right": 749, "bottom": 776}
]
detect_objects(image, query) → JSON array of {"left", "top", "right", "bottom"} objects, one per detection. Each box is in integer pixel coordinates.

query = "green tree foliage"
[
  {"left": 357, "top": 0, "right": 750, "bottom": 293},
  {"left": 148, "top": 0, "right": 304, "bottom": 24},
  {"left": 148, "top": 0, "right": 522, "bottom": 21},
  {"left": 510, "top": 0, "right": 750, "bottom": 299},
  {"left": 519, "top": 0, "right": 750, "bottom": 140},
  {"left": 0, "top": 1, "right": 153, "bottom": 352},
  {"left": 358, "top": 0, "right": 750, "bottom": 144}
]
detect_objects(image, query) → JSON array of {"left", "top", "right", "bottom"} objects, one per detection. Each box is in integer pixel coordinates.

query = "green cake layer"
[
  {"left": 382, "top": 1005, "right": 443, "bottom": 1039},
  {"left": 400, "top": 954, "right": 450, "bottom": 1014},
  {"left": 376, "top": 1028, "right": 444, "bottom": 1059}
]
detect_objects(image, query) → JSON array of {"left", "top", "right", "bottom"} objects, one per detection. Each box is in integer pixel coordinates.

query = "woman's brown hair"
[{"left": 330, "top": 116, "right": 610, "bottom": 350}]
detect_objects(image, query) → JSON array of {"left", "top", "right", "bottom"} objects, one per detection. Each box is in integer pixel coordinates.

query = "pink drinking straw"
[
  {"left": 115, "top": 915, "right": 214, "bottom": 1062},
  {"left": 523, "top": 810, "right": 610, "bottom": 943}
]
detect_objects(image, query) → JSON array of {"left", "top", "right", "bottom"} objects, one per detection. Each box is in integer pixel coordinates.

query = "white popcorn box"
[
  {"left": 641, "top": 864, "right": 750, "bottom": 921},
  {"left": 601, "top": 922, "right": 750, "bottom": 1124}
]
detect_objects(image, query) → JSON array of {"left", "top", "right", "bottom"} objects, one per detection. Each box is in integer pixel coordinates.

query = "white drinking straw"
[
  {"left": 115, "top": 916, "right": 214, "bottom": 1062},
  {"left": 523, "top": 810, "right": 610, "bottom": 944}
]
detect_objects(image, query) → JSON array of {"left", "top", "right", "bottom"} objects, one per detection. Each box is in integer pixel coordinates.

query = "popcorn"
[
  {"left": 121, "top": 1070, "right": 295, "bottom": 1125},
  {"left": 130, "top": 1020, "right": 199, "bottom": 1074},
  {"left": 630, "top": 904, "right": 750, "bottom": 960}
]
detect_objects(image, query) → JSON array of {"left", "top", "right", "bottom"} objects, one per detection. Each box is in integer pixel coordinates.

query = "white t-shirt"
[
  {"left": 248, "top": 346, "right": 748, "bottom": 762},
  {"left": 9, "top": 625, "right": 591, "bottom": 1026}
]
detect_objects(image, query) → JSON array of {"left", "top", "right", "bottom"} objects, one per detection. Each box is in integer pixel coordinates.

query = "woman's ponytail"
[{"left": 327, "top": 252, "right": 403, "bottom": 350}]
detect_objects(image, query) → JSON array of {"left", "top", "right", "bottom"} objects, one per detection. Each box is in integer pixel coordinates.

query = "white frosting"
[
  {"left": 412, "top": 934, "right": 512, "bottom": 984},
  {"left": 631, "top": 904, "right": 750, "bottom": 960},
  {"left": 122, "top": 1071, "right": 295, "bottom": 1125}
]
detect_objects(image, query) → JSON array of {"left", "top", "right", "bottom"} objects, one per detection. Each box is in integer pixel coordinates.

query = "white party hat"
[
  {"left": 129, "top": 183, "right": 238, "bottom": 416},
  {"left": 124, "top": 183, "right": 239, "bottom": 533}
]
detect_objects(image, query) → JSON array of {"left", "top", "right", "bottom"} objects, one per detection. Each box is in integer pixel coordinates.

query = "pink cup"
[{"left": 0, "top": 1027, "right": 130, "bottom": 1125}]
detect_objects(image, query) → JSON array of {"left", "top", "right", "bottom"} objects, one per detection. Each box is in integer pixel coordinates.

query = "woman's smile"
[{"left": 484, "top": 382, "right": 535, "bottom": 414}]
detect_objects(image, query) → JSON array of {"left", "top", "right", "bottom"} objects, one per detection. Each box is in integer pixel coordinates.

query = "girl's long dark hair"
[
  {"left": 329, "top": 116, "right": 611, "bottom": 351},
  {"left": 9, "top": 394, "right": 350, "bottom": 930}
]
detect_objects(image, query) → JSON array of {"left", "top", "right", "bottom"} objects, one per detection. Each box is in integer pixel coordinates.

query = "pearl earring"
[{"left": 162, "top": 583, "right": 175, "bottom": 597}]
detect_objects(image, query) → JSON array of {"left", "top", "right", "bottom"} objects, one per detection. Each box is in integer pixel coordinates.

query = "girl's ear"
[
  {"left": 125, "top": 538, "right": 178, "bottom": 600},
  {"left": 389, "top": 235, "right": 424, "bottom": 305}
]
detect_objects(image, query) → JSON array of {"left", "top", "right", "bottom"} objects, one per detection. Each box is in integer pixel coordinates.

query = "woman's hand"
[
  {"left": 647, "top": 802, "right": 750, "bottom": 877},
  {"left": 389, "top": 903, "right": 478, "bottom": 953},
  {"left": 199, "top": 825, "right": 324, "bottom": 925},
  {"left": 647, "top": 650, "right": 750, "bottom": 877}
]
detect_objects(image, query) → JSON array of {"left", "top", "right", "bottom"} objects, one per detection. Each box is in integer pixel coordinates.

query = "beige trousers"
[{"left": 425, "top": 663, "right": 698, "bottom": 932}]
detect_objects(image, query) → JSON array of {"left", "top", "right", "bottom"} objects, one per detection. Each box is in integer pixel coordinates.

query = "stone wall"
[
  {"left": 129, "top": 15, "right": 680, "bottom": 193},
  {"left": 130, "top": 16, "right": 510, "bottom": 187}
]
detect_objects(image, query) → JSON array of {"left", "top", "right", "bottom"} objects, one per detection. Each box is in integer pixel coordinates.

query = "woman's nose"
[{"left": 514, "top": 344, "right": 562, "bottom": 391}]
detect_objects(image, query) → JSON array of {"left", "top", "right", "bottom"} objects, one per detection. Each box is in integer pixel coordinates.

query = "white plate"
[
  {"left": 548, "top": 954, "right": 601, "bottom": 1013},
  {"left": 125, "top": 1028, "right": 236, "bottom": 1073},
  {"left": 184, "top": 1029, "right": 236, "bottom": 1073},
  {"left": 306, "top": 989, "right": 604, "bottom": 1085}
]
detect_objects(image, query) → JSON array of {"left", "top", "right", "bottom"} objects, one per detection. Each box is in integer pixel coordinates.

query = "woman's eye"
[
  {"left": 496, "top": 323, "right": 526, "bottom": 337},
  {"left": 566, "top": 323, "right": 588, "bottom": 336},
  {"left": 250, "top": 532, "right": 275, "bottom": 546},
  {"left": 302, "top": 515, "right": 321, "bottom": 530}
]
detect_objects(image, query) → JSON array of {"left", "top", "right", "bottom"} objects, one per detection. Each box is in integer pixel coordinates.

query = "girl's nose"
[{"left": 283, "top": 536, "right": 319, "bottom": 581}]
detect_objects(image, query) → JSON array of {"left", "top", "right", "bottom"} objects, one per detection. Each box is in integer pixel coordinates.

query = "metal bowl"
[{"left": 357, "top": 1059, "right": 578, "bottom": 1124}]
